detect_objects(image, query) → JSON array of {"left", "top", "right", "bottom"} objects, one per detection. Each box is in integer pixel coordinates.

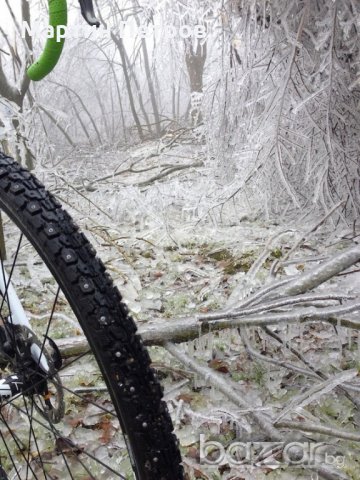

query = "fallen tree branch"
[
  {"left": 84, "top": 158, "right": 158, "bottom": 189},
  {"left": 261, "top": 326, "right": 360, "bottom": 397},
  {"left": 137, "top": 303, "right": 360, "bottom": 345},
  {"left": 164, "top": 342, "right": 347, "bottom": 480},
  {"left": 273, "top": 369, "right": 358, "bottom": 423},
  {"left": 229, "top": 245, "right": 360, "bottom": 310},
  {"left": 282, "top": 245, "right": 360, "bottom": 297},
  {"left": 55, "top": 305, "right": 360, "bottom": 356},
  {"left": 139, "top": 245, "right": 360, "bottom": 343},
  {"left": 274, "top": 420, "right": 360, "bottom": 442},
  {"left": 218, "top": 293, "right": 354, "bottom": 318},
  {"left": 164, "top": 342, "right": 281, "bottom": 440},
  {"left": 240, "top": 325, "right": 321, "bottom": 378},
  {"left": 137, "top": 161, "right": 204, "bottom": 187},
  {"left": 54, "top": 243, "right": 360, "bottom": 351}
]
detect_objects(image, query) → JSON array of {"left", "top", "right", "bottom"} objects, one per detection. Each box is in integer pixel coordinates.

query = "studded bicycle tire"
[{"left": 0, "top": 151, "right": 183, "bottom": 480}]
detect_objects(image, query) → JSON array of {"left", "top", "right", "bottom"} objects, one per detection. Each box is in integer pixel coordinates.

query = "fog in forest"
[{"left": 0, "top": 1, "right": 360, "bottom": 479}]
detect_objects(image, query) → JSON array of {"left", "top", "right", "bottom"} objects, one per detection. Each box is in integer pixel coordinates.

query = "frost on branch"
[{"left": 204, "top": 0, "right": 360, "bottom": 224}]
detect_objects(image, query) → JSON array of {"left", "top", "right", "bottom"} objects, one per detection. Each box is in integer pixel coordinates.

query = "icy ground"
[{"left": 32, "top": 140, "right": 360, "bottom": 480}]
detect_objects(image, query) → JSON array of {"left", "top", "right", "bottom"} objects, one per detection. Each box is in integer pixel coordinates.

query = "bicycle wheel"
[{"left": 0, "top": 151, "right": 183, "bottom": 480}]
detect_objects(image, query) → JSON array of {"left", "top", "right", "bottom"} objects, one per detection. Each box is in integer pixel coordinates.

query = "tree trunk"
[
  {"left": 185, "top": 40, "right": 207, "bottom": 126},
  {"left": 0, "top": 0, "right": 33, "bottom": 168}
]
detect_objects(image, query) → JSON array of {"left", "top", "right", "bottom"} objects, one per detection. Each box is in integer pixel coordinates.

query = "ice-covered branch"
[
  {"left": 274, "top": 420, "right": 360, "bottom": 442},
  {"left": 56, "top": 301, "right": 360, "bottom": 355},
  {"left": 56, "top": 245, "right": 360, "bottom": 349},
  {"left": 282, "top": 245, "right": 360, "bottom": 296}
]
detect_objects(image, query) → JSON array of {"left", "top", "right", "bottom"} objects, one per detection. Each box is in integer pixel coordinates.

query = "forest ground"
[{"left": 32, "top": 137, "right": 360, "bottom": 480}]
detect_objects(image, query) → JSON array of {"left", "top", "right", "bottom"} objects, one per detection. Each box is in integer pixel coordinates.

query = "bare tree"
[
  {"left": 131, "top": 0, "right": 162, "bottom": 136},
  {"left": 0, "top": 0, "right": 34, "bottom": 168},
  {"left": 205, "top": 0, "right": 360, "bottom": 224}
]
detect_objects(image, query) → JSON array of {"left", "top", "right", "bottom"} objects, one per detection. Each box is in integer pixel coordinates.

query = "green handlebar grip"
[{"left": 27, "top": 0, "right": 68, "bottom": 81}]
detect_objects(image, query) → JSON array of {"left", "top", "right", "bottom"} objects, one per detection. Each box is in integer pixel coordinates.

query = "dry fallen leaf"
[{"left": 208, "top": 358, "right": 230, "bottom": 373}]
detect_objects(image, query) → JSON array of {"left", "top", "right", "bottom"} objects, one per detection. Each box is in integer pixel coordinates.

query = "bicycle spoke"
[
  {"left": 0, "top": 234, "right": 24, "bottom": 350},
  {"left": 0, "top": 427, "right": 21, "bottom": 479},
  {"left": 22, "top": 396, "right": 48, "bottom": 480},
  {"left": 37, "top": 287, "right": 60, "bottom": 371},
  {"left": 0, "top": 410, "right": 39, "bottom": 479},
  {"left": 0, "top": 229, "right": 129, "bottom": 479},
  {"left": 4, "top": 401, "right": 126, "bottom": 479}
]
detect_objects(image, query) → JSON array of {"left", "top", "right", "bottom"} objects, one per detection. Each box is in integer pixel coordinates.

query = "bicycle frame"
[
  {"left": 0, "top": 261, "right": 50, "bottom": 399},
  {"left": 0, "top": 264, "right": 31, "bottom": 329}
]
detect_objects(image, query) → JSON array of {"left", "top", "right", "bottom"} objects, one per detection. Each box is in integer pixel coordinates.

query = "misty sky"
[{"left": 1, "top": 2, "right": 21, "bottom": 34}]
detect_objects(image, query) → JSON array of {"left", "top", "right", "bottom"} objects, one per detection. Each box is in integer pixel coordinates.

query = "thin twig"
[
  {"left": 137, "top": 161, "right": 204, "bottom": 187},
  {"left": 275, "top": 420, "right": 360, "bottom": 442},
  {"left": 272, "top": 201, "right": 345, "bottom": 276}
]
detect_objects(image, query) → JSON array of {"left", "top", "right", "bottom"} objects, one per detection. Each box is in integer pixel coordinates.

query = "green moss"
[
  {"left": 342, "top": 459, "right": 360, "bottom": 480},
  {"left": 164, "top": 294, "right": 189, "bottom": 317},
  {"left": 318, "top": 401, "right": 338, "bottom": 419},
  {"left": 180, "top": 241, "right": 197, "bottom": 249},
  {"left": 316, "top": 397, "right": 355, "bottom": 423},
  {"left": 207, "top": 248, "right": 233, "bottom": 261},
  {"left": 141, "top": 250, "right": 154, "bottom": 259},
  {"left": 169, "top": 253, "right": 183, "bottom": 262},
  {"left": 223, "top": 256, "right": 253, "bottom": 274},
  {"left": 271, "top": 247, "right": 283, "bottom": 258},
  {"left": 341, "top": 358, "right": 360, "bottom": 372},
  {"left": 206, "top": 301, "right": 221, "bottom": 311},
  {"left": 164, "top": 245, "right": 178, "bottom": 251},
  {"left": 231, "top": 371, "right": 244, "bottom": 382},
  {"left": 233, "top": 362, "right": 266, "bottom": 386}
]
